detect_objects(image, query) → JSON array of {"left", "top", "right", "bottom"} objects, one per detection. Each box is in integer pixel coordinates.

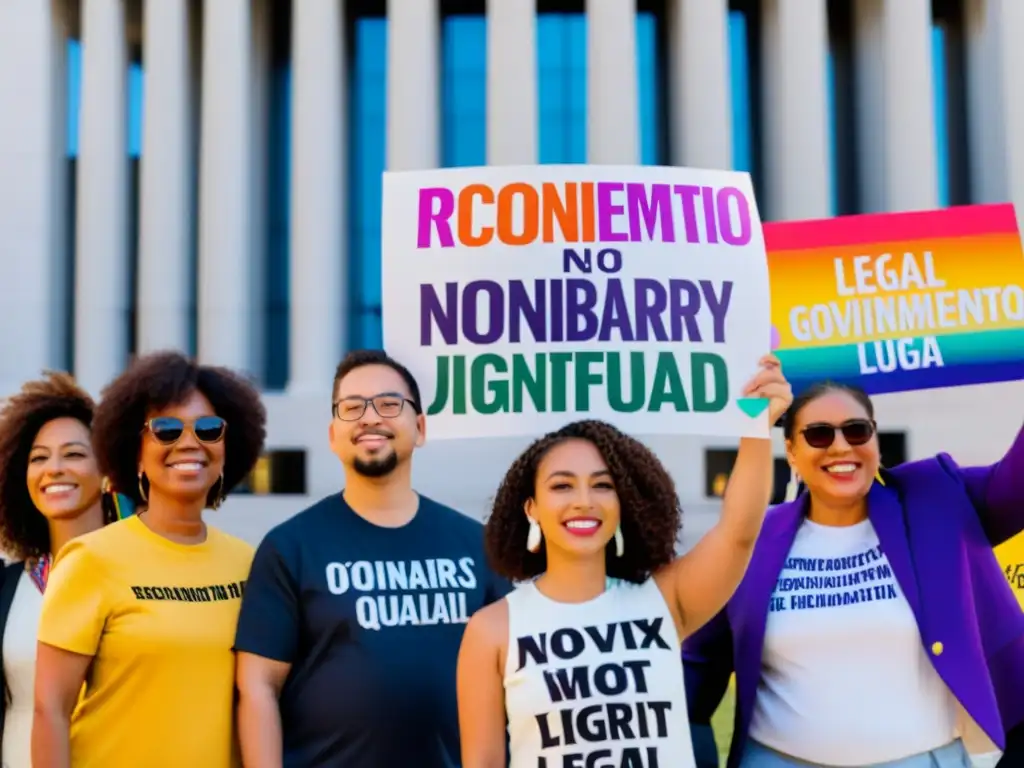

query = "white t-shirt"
[
  {"left": 504, "top": 578, "right": 696, "bottom": 768},
  {"left": 749, "top": 518, "right": 959, "bottom": 766},
  {"left": 2, "top": 570, "right": 43, "bottom": 768}
]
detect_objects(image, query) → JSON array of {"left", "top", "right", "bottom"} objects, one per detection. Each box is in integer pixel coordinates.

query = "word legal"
[
  {"left": 421, "top": 279, "right": 733, "bottom": 347},
  {"left": 427, "top": 352, "right": 729, "bottom": 416},
  {"left": 416, "top": 181, "right": 753, "bottom": 248},
  {"left": 538, "top": 745, "right": 663, "bottom": 768},
  {"left": 834, "top": 251, "right": 944, "bottom": 295}
]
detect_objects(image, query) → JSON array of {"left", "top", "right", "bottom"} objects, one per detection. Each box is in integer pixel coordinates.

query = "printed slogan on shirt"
[
  {"left": 516, "top": 618, "right": 675, "bottom": 767},
  {"left": 324, "top": 557, "right": 478, "bottom": 631},
  {"left": 768, "top": 545, "right": 899, "bottom": 614}
]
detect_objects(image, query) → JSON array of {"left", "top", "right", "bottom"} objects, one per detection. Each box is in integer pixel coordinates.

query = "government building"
[{"left": 0, "top": 0, "right": 1021, "bottom": 546}]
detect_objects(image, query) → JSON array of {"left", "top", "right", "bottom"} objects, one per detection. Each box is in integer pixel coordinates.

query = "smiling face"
[
  {"left": 26, "top": 417, "right": 103, "bottom": 521},
  {"left": 329, "top": 364, "right": 425, "bottom": 478},
  {"left": 525, "top": 439, "right": 621, "bottom": 561},
  {"left": 138, "top": 389, "right": 227, "bottom": 506},
  {"left": 786, "top": 389, "right": 880, "bottom": 506}
]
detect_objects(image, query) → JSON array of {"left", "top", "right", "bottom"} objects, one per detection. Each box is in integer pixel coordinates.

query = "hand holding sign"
[{"left": 738, "top": 354, "right": 793, "bottom": 425}]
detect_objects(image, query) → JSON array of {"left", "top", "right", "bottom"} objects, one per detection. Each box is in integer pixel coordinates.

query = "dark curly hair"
[
  {"left": 0, "top": 372, "right": 97, "bottom": 561},
  {"left": 91, "top": 351, "right": 267, "bottom": 508},
  {"left": 485, "top": 420, "right": 682, "bottom": 584}
]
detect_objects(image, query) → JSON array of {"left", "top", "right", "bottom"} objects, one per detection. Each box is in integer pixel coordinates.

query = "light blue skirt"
[{"left": 739, "top": 739, "right": 972, "bottom": 768}]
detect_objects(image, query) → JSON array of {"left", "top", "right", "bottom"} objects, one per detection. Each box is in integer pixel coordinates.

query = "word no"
[
  {"left": 427, "top": 351, "right": 729, "bottom": 417},
  {"left": 516, "top": 618, "right": 671, "bottom": 671},
  {"left": 416, "top": 181, "right": 752, "bottom": 248},
  {"left": 421, "top": 278, "right": 733, "bottom": 347}
]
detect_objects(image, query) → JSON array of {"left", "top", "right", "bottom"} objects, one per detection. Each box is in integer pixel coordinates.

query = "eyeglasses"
[
  {"left": 144, "top": 416, "right": 227, "bottom": 445},
  {"left": 332, "top": 394, "right": 419, "bottom": 422},
  {"left": 800, "top": 419, "right": 876, "bottom": 449}
]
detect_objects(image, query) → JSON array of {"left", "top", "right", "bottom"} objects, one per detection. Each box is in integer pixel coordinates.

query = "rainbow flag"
[{"left": 765, "top": 203, "right": 1024, "bottom": 396}]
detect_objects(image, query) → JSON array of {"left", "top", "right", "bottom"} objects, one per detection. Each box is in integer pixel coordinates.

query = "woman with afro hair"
[
  {"left": 31, "top": 351, "right": 267, "bottom": 768},
  {"left": 456, "top": 354, "right": 793, "bottom": 768},
  {"left": 0, "top": 372, "right": 119, "bottom": 768}
]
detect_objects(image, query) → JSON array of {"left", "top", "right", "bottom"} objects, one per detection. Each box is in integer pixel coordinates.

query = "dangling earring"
[
  {"left": 209, "top": 474, "right": 226, "bottom": 510},
  {"left": 137, "top": 471, "right": 148, "bottom": 503},
  {"left": 874, "top": 469, "right": 886, "bottom": 487},
  {"left": 526, "top": 517, "right": 543, "bottom": 553},
  {"left": 613, "top": 525, "right": 625, "bottom": 557}
]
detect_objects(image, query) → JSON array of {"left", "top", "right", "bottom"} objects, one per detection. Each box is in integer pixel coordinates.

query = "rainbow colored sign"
[{"left": 766, "top": 203, "right": 1024, "bottom": 396}]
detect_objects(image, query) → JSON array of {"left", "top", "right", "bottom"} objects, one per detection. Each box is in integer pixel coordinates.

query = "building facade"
[{"left": 0, "top": 0, "right": 1022, "bottom": 547}]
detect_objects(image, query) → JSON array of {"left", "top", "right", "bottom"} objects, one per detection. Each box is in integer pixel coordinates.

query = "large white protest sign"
[{"left": 382, "top": 165, "right": 772, "bottom": 440}]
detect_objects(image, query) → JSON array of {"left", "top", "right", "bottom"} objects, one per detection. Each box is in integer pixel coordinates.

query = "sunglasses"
[
  {"left": 800, "top": 419, "right": 876, "bottom": 449},
  {"left": 144, "top": 416, "right": 227, "bottom": 445}
]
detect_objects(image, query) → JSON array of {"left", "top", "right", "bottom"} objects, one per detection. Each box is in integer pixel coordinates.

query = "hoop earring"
[
  {"left": 613, "top": 525, "right": 624, "bottom": 558},
  {"left": 874, "top": 469, "right": 886, "bottom": 487},
  {"left": 210, "top": 474, "right": 226, "bottom": 510},
  {"left": 526, "top": 517, "right": 543, "bottom": 553},
  {"left": 137, "top": 471, "right": 148, "bottom": 503}
]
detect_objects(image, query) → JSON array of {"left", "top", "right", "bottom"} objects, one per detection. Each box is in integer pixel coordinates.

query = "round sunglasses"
[
  {"left": 144, "top": 416, "right": 227, "bottom": 445},
  {"left": 800, "top": 419, "right": 876, "bottom": 449}
]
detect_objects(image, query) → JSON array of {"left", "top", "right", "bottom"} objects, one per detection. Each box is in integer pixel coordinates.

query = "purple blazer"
[{"left": 683, "top": 422, "right": 1024, "bottom": 768}]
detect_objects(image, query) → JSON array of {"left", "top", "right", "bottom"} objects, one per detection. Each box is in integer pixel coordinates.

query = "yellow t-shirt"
[
  {"left": 38, "top": 515, "right": 254, "bottom": 768},
  {"left": 995, "top": 531, "right": 1024, "bottom": 611}
]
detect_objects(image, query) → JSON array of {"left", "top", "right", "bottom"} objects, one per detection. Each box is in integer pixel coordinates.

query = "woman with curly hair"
[
  {"left": 456, "top": 355, "right": 793, "bottom": 768},
  {"left": 0, "top": 372, "right": 119, "bottom": 768},
  {"left": 31, "top": 351, "right": 267, "bottom": 768}
]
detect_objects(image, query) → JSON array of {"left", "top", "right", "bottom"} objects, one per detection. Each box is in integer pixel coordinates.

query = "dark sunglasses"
[
  {"left": 800, "top": 419, "right": 876, "bottom": 449},
  {"left": 144, "top": 416, "right": 227, "bottom": 445}
]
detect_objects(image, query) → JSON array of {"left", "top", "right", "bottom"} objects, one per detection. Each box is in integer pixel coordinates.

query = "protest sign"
[
  {"left": 766, "top": 203, "right": 1024, "bottom": 396},
  {"left": 382, "top": 165, "right": 772, "bottom": 441}
]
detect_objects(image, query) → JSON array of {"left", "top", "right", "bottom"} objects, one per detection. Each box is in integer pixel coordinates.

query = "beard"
[{"left": 353, "top": 450, "right": 399, "bottom": 478}]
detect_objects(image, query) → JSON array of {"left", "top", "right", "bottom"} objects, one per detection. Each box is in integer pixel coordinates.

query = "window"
[
  {"left": 441, "top": 14, "right": 486, "bottom": 168},
  {"left": 264, "top": 13, "right": 292, "bottom": 389},
  {"left": 537, "top": 13, "right": 586, "bottom": 163},
  {"left": 536, "top": 10, "right": 664, "bottom": 165},
  {"left": 348, "top": 16, "right": 387, "bottom": 350},
  {"left": 237, "top": 450, "right": 308, "bottom": 495},
  {"left": 706, "top": 448, "right": 792, "bottom": 504},
  {"left": 728, "top": 10, "right": 753, "bottom": 174}
]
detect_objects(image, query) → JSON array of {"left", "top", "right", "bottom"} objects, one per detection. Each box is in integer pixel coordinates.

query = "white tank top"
[{"left": 503, "top": 578, "right": 697, "bottom": 768}]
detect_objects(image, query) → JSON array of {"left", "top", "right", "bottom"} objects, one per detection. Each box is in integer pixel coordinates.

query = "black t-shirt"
[{"left": 234, "top": 493, "right": 512, "bottom": 767}]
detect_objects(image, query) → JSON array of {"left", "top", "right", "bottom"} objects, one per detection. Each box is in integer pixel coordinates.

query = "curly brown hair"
[
  {"left": 91, "top": 351, "right": 268, "bottom": 508},
  {"left": 485, "top": 420, "right": 682, "bottom": 584},
  {"left": 0, "top": 372, "right": 97, "bottom": 560}
]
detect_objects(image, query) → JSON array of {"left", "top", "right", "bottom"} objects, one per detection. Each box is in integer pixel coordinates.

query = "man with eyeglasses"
[{"left": 233, "top": 349, "right": 512, "bottom": 768}]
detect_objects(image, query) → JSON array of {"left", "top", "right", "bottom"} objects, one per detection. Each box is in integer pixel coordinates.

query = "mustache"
[{"left": 352, "top": 427, "right": 393, "bottom": 444}]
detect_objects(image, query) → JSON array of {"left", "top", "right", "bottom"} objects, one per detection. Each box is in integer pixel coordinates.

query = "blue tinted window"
[
  {"left": 637, "top": 12, "right": 661, "bottom": 165},
  {"left": 728, "top": 11, "right": 751, "bottom": 173},
  {"left": 442, "top": 16, "right": 486, "bottom": 167},
  {"left": 265, "top": 66, "right": 291, "bottom": 388},
  {"left": 68, "top": 41, "right": 80, "bottom": 156},
  {"left": 536, "top": 13, "right": 662, "bottom": 165},
  {"left": 349, "top": 17, "right": 387, "bottom": 350},
  {"left": 826, "top": 50, "right": 838, "bottom": 215},
  {"left": 932, "top": 24, "right": 949, "bottom": 207},
  {"left": 537, "top": 13, "right": 586, "bottom": 163},
  {"left": 66, "top": 41, "right": 143, "bottom": 157}
]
